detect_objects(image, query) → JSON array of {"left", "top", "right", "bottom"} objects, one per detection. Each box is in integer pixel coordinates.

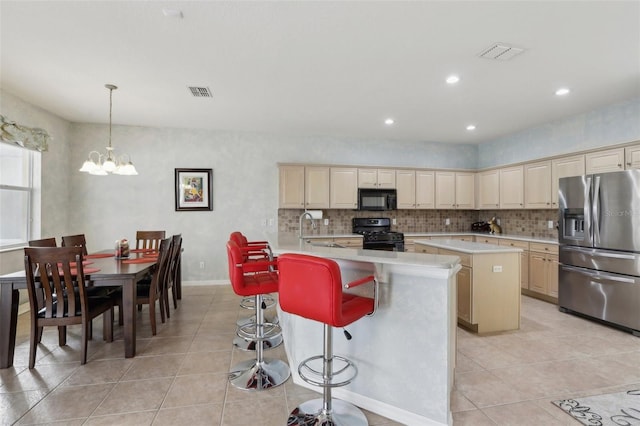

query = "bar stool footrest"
[
  {"left": 239, "top": 294, "right": 276, "bottom": 310},
  {"left": 236, "top": 321, "right": 281, "bottom": 341},
  {"left": 298, "top": 354, "right": 357, "bottom": 388},
  {"left": 233, "top": 334, "right": 283, "bottom": 351}
]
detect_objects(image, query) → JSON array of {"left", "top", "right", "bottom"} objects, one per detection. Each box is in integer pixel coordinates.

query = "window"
[{"left": 0, "top": 143, "right": 41, "bottom": 249}]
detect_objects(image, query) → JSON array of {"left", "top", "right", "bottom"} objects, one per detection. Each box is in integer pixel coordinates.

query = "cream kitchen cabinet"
[
  {"left": 528, "top": 242, "right": 559, "bottom": 300},
  {"left": 625, "top": 144, "right": 640, "bottom": 169},
  {"left": 524, "top": 161, "right": 552, "bottom": 209},
  {"left": 358, "top": 168, "right": 396, "bottom": 189},
  {"left": 475, "top": 235, "right": 500, "bottom": 245},
  {"left": 415, "top": 240, "right": 520, "bottom": 333},
  {"left": 279, "top": 165, "right": 305, "bottom": 208},
  {"left": 435, "top": 171, "right": 474, "bottom": 209},
  {"left": 396, "top": 169, "right": 435, "bottom": 209},
  {"left": 476, "top": 169, "right": 500, "bottom": 209},
  {"left": 551, "top": 154, "right": 585, "bottom": 208},
  {"left": 396, "top": 170, "right": 416, "bottom": 209},
  {"left": 585, "top": 148, "right": 625, "bottom": 174},
  {"left": 499, "top": 165, "right": 524, "bottom": 209},
  {"left": 499, "top": 239, "right": 529, "bottom": 290},
  {"left": 330, "top": 167, "right": 358, "bottom": 209},
  {"left": 330, "top": 236, "right": 363, "bottom": 248},
  {"left": 304, "top": 166, "right": 330, "bottom": 209}
]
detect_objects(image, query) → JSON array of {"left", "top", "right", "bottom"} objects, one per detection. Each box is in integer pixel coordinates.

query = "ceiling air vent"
[
  {"left": 478, "top": 43, "right": 525, "bottom": 61},
  {"left": 188, "top": 86, "right": 213, "bottom": 98}
]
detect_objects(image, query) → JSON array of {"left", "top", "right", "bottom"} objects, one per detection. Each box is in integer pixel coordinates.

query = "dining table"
[{"left": 0, "top": 250, "right": 158, "bottom": 369}]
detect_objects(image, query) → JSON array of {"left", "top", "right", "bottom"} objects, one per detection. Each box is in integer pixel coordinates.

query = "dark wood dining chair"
[
  {"left": 61, "top": 234, "right": 88, "bottom": 256},
  {"left": 23, "top": 246, "right": 115, "bottom": 368},
  {"left": 136, "top": 237, "right": 172, "bottom": 335},
  {"left": 163, "top": 234, "right": 182, "bottom": 318},
  {"left": 135, "top": 231, "right": 165, "bottom": 251},
  {"left": 28, "top": 237, "right": 57, "bottom": 248}
]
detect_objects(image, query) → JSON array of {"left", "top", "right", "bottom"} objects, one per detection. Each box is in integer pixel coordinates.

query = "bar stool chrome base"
[
  {"left": 233, "top": 334, "right": 283, "bottom": 351},
  {"left": 287, "top": 398, "right": 368, "bottom": 426},
  {"left": 229, "top": 358, "right": 290, "bottom": 390}
]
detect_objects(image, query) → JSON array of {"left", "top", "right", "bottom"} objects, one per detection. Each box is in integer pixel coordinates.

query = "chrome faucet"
[{"left": 299, "top": 211, "right": 315, "bottom": 239}]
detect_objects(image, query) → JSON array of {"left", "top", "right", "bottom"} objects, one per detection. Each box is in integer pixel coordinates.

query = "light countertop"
[
  {"left": 414, "top": 239, "right": 523, "bottom": 254},
  {"left": 405, "top": 232, "right": 557, "bottom": 245}
]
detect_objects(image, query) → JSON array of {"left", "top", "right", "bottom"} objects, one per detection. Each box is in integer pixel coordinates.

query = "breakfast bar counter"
[{"left": 268, "top": 233, "right": 461, "bottom": 426}]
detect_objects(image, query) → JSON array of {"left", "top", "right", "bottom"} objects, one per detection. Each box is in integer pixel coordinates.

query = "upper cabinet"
[
  {"left": 436, "top": 171, "right": 474, "bottom": 209},
  {"left": 396, "top": 169, "right": 435, "bottom": 209},
  {"left": 304, "top": 166, "right": 330, "bottom": 209},
  {"left": 499, "top": 166, "right": 524, "bottom": 209},
  {"left": 626, "top": 144, "right": 640, "bottom": 169},
  {"left": 358, "top": 168, "right": 396, "bottom": 189},
  {"left": 524, "top": 161, "right": 552, "bottom": 209},
  {"left": 585, "top": 148, "right": 624, "bottom": 174},
  {"left": 279, "top": 165, "right": 305, "bottom": 208},
  {"left": 476, "top": 169, "right": 500, "bottom": 209},
  {"left": 551, "top": 154, "right": 585, "bottom": 208},
  {"left": 330, "top": 167, "right": 358, "bottom": 209}
]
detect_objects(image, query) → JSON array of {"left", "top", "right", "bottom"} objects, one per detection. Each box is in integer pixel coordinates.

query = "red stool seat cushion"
[
  {"left": 277, "top": 253, "right": 374, "bottom": 328},
  {"left": 227, "top": 240, "right": 278, "bottom": 296}
]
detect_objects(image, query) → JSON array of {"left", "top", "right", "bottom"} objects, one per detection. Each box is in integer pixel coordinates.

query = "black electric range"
[{"left": 352, "top": 217, "right": 404, "bottom": 252}]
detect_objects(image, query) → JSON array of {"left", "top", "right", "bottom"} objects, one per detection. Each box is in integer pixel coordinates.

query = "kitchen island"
[
  {"left": 268, "top": 234, "right": 460, "bottom": 426},
  {"left": 415, "top": 239, "right": 522, "bottom": 333}
]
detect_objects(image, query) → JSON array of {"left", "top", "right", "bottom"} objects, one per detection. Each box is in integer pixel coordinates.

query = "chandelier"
[{"left": 79, "top": 84, "right": 138, "bottom": 176}]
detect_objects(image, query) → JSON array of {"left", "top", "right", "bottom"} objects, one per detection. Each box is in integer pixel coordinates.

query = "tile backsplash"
[{"left": 279, "top": 209, "right": 558, "bottom": 240}]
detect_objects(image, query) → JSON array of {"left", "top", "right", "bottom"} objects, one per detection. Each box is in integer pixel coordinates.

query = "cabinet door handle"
[
  {"left": 628, "top": 162, "right": 632, "bottom": 166},
  {"left": 618, "top": 163, "right": 622, "bottom": 168}
]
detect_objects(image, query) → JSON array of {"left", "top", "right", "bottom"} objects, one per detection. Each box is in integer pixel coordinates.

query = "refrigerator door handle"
[
  {"left": 592, "top": 175, "right": 601, "bottom": 246},
  {"left": 562, "top": 265, "right": 636, "bottom": 284},
  {"left": 561, "top": 245, "right": 638, "bottom": 260},
  {"left": 584, "top": 176, "right": 592, "bottom": 246}
]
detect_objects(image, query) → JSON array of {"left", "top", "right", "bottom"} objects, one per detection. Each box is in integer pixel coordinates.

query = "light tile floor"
[{"left": 2, "top": 286, "right": 640, "bottom": 425}]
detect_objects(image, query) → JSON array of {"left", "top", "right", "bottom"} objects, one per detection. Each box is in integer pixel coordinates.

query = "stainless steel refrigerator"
[{"left": 558, "top": 169, "right": 640, "bottom": 335}]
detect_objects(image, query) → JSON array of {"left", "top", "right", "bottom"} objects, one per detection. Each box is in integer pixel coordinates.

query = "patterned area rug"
[{"left": 553, "top": 389, "right": 640, "bottom": 425}]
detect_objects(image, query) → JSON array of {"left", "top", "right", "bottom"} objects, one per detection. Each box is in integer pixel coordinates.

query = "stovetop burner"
[{"left": 352, "top": 217, "right": 404, "bottom": 244}]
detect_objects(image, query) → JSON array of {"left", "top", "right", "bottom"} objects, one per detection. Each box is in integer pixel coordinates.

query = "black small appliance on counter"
[
  {"left": 471, "top": 221, "right": 491, "bottom": 233},
  {"left": 352, "top": 217, "right": 404, "bottom": 251}
]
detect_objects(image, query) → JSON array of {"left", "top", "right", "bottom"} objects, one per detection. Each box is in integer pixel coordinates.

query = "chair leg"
[
  {"left": 172, "top": 286, "right": 178, "bottom": 309},
  {"left": 37, "top": 326, "right": 43, "bottom": 343},
  {"left": 163, "top": 289, "right": 171, "bottom": 319},
  {"left": 159, "top": 296, "right": 166, "bottom": 324},
  {"left": 81, "top": 321, "right": 88, "bottom": 365},
  {"left": 149, "top": 300, "right": 157, "bottom": 335},
  {"left": 29, "top": 319, "right": 38, "bottom": 369},
  {"left": 58, "top": 326, "right": 67, "bottom": 346}
]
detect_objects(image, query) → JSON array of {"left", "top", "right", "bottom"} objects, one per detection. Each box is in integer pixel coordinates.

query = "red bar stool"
[
  {"left": 226, "top": 240, "right": 290, "bottom": 390},
  {"left": 277, "top": 253, "right": 378, "bottom": 426},
  {"left": 229, "top": 232, "right": 282, "bottom": 351}
]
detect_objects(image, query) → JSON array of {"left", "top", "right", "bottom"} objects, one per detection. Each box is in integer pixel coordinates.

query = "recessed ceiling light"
[
  {"left": 384, "top": 118, "right": 395, "bottom": 125},
  {"left": 466, "top": 124, "right": 476, "bottom": 131},
  {"left": 446, "top": 75, "right": 460, "bottom": 84},
  {"left": 555, "top": 88, "right": 570, "bottom": 96}
]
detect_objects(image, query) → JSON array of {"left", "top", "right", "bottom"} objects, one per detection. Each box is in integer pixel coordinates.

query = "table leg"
[
  {"left": 0, "top": 286, "right": 19, "bottom": 369},
  {"left": 122, "top": 279, "right": 137, "bottom": 358}
]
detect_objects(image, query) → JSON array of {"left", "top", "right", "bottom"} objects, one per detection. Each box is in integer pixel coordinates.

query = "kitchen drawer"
[
  {"left": 499, "top": 239, "right": 529, "bottom": 250},
  {"left": 475, "top": 236, "right": 500, "bottom": 245},
  {"left": 529, "top": 242, "right": 558, "bottom": 254},
  {"left": 438, "top": 248, "right": 472, "bottom": 267}
]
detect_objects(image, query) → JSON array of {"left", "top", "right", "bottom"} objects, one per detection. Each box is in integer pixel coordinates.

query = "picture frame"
[{"left": 175, "top": 168, "right": 213, "bottom": 211}]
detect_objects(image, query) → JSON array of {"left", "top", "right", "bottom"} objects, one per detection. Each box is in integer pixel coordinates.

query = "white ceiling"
[{"left": 1, "top": 1, "right": 639, "bottom": 144}]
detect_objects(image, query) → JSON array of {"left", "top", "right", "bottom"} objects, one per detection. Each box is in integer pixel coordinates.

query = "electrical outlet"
[
  {"left": 445, "top": 218, "right": 450, "bottom": 226},
  {"left": 199, "top": 261, "right": 205, "bottom": 269},
  {"left": 324, "top": 218, "right": 329, "bottom": 226},
  {"left": 492, "top": 265, "right": 503, "bottom": 273},
  {"left": 548, "top": 220, "right": 554, "bottom": 229},
  {"left": 268, "top": 218, "right": 274, "bottom": 227},
  {"left": 392, "top": 218, "right": 397, "bottom": 225}
]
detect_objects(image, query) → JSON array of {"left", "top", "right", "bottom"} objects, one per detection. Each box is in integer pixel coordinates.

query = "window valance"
[{"left": 0, "top": 115, "right": 50, "bottom": 152}]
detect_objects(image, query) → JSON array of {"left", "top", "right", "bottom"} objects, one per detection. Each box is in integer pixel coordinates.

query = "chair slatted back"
[
  {"left": 61, "top": 234, "right": 88, "bottom": 256},
  {"left": 28, "top": 237, "right": 57, "bottom": 248},
  {"left": 136, "top": 231, "right": 166, "bottom": 250},
  {"left": 24, "top": 247, "right": 87, "bottom": 320}
]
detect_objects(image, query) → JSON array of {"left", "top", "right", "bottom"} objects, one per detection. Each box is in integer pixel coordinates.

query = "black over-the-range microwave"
[{"left": 357, "top": 188, "right": 397, "bottom": 211}]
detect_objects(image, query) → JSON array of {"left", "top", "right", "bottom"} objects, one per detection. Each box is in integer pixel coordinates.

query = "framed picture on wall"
[{"left": 175, "top": 168, "right": 213, "bottom": 211}]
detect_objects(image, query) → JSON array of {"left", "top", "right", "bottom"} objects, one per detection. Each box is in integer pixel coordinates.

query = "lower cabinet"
[
  {"left": 528, "top": 242, "right": 559, "bottom": 300},
  {"left": 498, "top": 239, "right": 529, "bottom": 290},
  {"left": 416, "top": 243, "right": 520, "bottom": 333}
]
